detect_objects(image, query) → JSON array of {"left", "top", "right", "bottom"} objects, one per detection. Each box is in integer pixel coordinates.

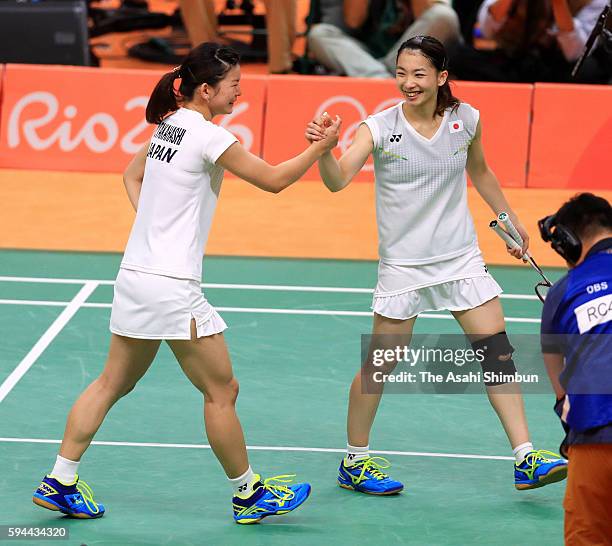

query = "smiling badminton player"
[
  {"left": 307, "top": 35, "right": 567, "bottom": 494},
  {"left": 32, "top": 42, "right": 341, "bottom": 524}
]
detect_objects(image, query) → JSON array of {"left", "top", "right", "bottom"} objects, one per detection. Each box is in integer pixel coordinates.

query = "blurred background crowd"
[
  {"left": 0, "top": 0, "right": 610, "bottom": 83},
  {"left": 141, "top": 0, "right": 612, "bottom": 83}
]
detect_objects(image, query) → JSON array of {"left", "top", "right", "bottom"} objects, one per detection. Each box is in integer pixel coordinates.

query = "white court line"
[
  {"left": 0, "top": 282, "right": 98, "bottom": 404},
  {"left": 0, "top": 299, "right": 542, "bottom": 323},
  {"left": 0, "top": 275, "right": 540, "bottom": 301},
  {"left": 204, "top": 282, "right": 373, "bottom": 294},
  {"left": 0, "top": 275, "right": 113, "bottom": 286},
  {"left": 0, "top": 299, "right": 67, "bottom": 307},
  {"left": 0, "top": 437, "right": 514, "bottom": 461}
]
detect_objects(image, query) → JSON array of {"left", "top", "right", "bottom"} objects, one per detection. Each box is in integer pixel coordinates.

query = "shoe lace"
[
  {"left": 355, "top": 457, "right": 391, "bottom": 482},
  {"left": 261, "top": 474, "right": 296, "bottom": 502},
  {"left": 523, "top": 449, "right": 562, "bottom": 467},
  {"left": 75, "top": 479, "right": 101, "bottom": 515}
]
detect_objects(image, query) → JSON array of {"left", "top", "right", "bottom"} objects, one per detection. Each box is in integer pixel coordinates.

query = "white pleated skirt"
[
  {"left": 372, "top": 245, "right": 503, "bottom": 320},
  {"left": 109, "top": 268, "right": 227, "bottom": 340}
]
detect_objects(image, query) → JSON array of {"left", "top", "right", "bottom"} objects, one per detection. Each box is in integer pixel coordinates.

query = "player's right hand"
[
  {"left": 506, "top": 216, "right": 529, "bottom": 261},
  {"left": 313, "top": 115, "right": 342, "bottom": 153},
  {"left": 305, "top": 112, "right": 333, "bottom": 143}
]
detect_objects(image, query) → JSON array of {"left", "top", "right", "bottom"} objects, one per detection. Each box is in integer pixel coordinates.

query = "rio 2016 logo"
[{"left": 7, "top": 91, "right": 254, "bottom": 155}]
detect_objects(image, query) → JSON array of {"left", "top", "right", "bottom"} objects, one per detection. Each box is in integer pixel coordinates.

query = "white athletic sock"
[
  {"left": 345, "top": 444, "right": 370, "bottom": 466},
  {"left": 50, "top": 455, "right": 80, "bottom": 485},
  {"left": 513, "top": 442, "right": 534, "bottom": 463},
  {"left": 229, "top": 466, "right": 259, "bottom": 498}
]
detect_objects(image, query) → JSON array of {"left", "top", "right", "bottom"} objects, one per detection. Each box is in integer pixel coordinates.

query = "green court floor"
[{"left": 0, "top": 250, "right": 568, "bottom": 545}]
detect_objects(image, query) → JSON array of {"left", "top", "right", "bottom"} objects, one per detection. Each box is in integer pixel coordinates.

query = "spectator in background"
[
  {"left": 180, "top": 0, "right": 297, "bottom": 74},
  {"left": 307, "top": 0, "right": 461, "bottom": 77},
  {"left": 539, "top": 193, "right": 612, "bottom": 545},
  {"left": 264, "top": 0, "right": 297, "bottom": 73},
  {"left": 179, "top": 0, "right": 220, "bottom": 47},
  {"left": 449, "top": 0, "right": 611, "bottom": 83},
  {"left": 453, "top": 0, "right": 485, "bottom": 45}
]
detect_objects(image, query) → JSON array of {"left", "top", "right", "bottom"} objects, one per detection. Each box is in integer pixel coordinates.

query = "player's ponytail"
[
  {"left": 146, "top": 42, "right": 240, "bottom": 125},
  {"left": 396, "top": 35, "right": 460, "bottom": 118},
  {"left": 146, "top": 70, "right": 181, "bottom": 125}
]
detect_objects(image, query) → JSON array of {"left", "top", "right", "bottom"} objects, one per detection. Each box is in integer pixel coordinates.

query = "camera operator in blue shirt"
[{"left": 539, "top": 192, "right": 612, "bottom": 546}]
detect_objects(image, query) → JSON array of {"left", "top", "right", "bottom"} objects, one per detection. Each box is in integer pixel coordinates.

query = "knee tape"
[{"left": 471, "top": 331, "right": 517, "bottom": 386}]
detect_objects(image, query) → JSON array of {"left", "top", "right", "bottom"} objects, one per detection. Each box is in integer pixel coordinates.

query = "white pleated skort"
[
  {"left": 372, "top": 245, "right": 503, "bottom": 320},
  {"left": 109, "top": 268, "right": 227, "bottom": 340}
]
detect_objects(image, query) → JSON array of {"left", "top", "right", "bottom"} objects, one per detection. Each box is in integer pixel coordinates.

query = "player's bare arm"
[
  {"left": 123, "top": 140, "right": 150, "bottom": 211},
  {"left": 467, "top": 121, "right": 529, "bottom": 258}
]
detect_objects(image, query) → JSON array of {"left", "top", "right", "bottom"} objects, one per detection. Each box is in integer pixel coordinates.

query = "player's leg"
[
  {"left": 33, "top": 334, "right": 161, "bottom": 518},
  {"left": 452, "top": 297, "right": 567, "bottom": 489},
  {"left": 339, "top": 313, "right": 415, "bottom": 495},
  {"left": 61, "top": 335, "right": 161, "bottom": 460},
  {"left": 453, "top": 297, "right": 529, "bottom": 447},
  {"left": 348, "top": 313, "right": 416, "bottom": 446},
  {"left": 167, "top": 324, "right": 246, "bottom": 478},
  {"left": 166, "top": 320, "right": 310, "bottom": 524}
]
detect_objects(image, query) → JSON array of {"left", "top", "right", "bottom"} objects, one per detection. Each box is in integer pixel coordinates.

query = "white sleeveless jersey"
[
  {"left": 121, "top": 108, "right": 237, "bottom": 281},
  {"left": 363, "top": 102, "right": 480, "bottom": 265}
]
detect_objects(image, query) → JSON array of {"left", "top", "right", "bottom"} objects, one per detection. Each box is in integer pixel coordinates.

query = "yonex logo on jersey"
[
  {"left": 449, "top": 120, "right": 464, "bottom": 133},
  {"left": 389, "top": 134, "right": 402, "bottom": 142}
]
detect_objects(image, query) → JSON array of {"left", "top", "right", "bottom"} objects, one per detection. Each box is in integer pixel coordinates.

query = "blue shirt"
[{"left": 541, "top": 237, "right": 612, "bottom": 443}]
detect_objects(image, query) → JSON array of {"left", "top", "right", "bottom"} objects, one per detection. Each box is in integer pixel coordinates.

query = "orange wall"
[
  {"left": 1, "top": 64, "right": 611, "bottom": 190},
  {"left": 529, "top": 83, "right": 612, "bottom": 189},
  {"left": 0, "top": 65, "right": 266, "bottom": 172}
]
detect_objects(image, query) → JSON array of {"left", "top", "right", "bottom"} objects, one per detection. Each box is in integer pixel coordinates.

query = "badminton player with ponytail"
[
  {"left": 32, "top": 42, "right": 340, "bottom": 524},
  {"left": 307, "top": 35, "right": 567, "bottom": 494}
]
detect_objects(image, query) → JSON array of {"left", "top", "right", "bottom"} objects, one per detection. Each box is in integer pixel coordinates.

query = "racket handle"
[
  {"left": 497, "top": 212, "right": 531, "bottom": 260},
  {"left": 491, "top": 221, "right": 549, "bottom": 284},
  {"left": 489, "top": 220, "right": 521, "bottom": 251}
]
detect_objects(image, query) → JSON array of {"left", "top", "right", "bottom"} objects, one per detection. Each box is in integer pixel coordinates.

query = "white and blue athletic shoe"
[
  {"left": 337, "top": 456, "right": 404, "bottom": 495},
  {"left": 33, "top": 475, "right": 105, "bottom": 518},
  {"left": 232, "top": 474, "right": 311, "bottom": 524},
  {"left": 514, "top": 450, "right": 568, "bottom": 490}
]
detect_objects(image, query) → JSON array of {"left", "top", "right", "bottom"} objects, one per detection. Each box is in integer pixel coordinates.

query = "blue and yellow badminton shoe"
[
  {"left": 514, "top": 450, "right": 568, "bottom": 490},
  {"left": 33, "top": 475, "right": 105, "bottom": 518},
  {"left": 337, "top": 456, "right": 404, "bottom": 495},
  {"left": 232, "top": 474, "right": 311, "bottom": 524}
]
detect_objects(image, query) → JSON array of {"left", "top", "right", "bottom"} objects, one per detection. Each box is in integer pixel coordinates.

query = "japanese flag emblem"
[{"left": 449, "top": 120, "right": 464, "bottom": 133}]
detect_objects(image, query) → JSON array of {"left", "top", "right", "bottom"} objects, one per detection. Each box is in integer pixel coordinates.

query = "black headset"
[{"left": 538, "top": 214, "right": 582, "bottom": 264}]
